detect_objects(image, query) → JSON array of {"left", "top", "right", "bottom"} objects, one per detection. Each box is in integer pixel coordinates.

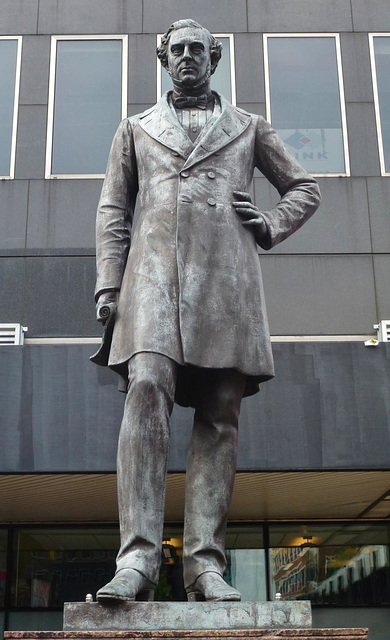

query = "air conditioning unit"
[
  {"left": 373, "top": 321, "right": 390, "bottom": 343},
  {"left": 0, "top": 324, "right": 28, "bottom": 345}
]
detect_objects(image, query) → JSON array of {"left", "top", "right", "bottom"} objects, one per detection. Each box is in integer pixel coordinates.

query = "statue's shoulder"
[
  {"left": 119, "top": 104, "right": 158, "bottom": 130},
  {"left": 232, "top": 104, "right": 251, "bottom": 118}
]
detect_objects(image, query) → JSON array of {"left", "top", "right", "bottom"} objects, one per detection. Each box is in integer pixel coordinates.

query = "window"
[
  {"left": 264, "top": 34, "right": 349, "bottom": 176},
  {"left": 268, "top": 522, "right": 390, "bottom": 605},
  {"left": 46, "top": 36, "right": 128, "bottom": 178},
  {"left": 157, "top": 34, "right": 236, "bottom": 105},
  {"left": 370, "top": 34, "right": 390, "bottom": 175},
  {"left": 0, "top": 37, "right": 22, "bottom": 179}
]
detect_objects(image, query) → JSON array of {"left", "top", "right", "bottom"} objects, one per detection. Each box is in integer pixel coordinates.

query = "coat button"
[
  {"left": 207, "top": 171, "right": 216, "bottom": 179},
  {"left": 181, "top": 171, "right": 190, "bottom": 178},
  {"left": 207, "top": 198, "right": 216, "bottom": 206}
]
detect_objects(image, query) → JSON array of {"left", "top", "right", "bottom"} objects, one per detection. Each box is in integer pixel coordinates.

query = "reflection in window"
[
  {"left": 269, "top": 523, "right": 390, "bottom": 606},
  {"left": 370, "top": 35, "right": 390, "bottom": 174},
  {"left": 47, "top": 37, "right": 127, "bottom": 177},
  {"left": 264, "top": 35, "right": 349, "bottom": 175},
  {"left": 160, "top": 36, "right": 235, "bottom": 104},
  {"left": 0, "top": 38, "right": 21, "bottom": 178}
]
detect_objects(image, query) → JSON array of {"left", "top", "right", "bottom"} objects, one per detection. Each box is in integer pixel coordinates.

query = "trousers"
[{"left": 115, "top": 352, "right": 246, "bottom": 587}]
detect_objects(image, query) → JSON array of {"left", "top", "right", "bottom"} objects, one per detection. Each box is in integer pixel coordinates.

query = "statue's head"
[{"left": 157, "top": 19, "right": 222, "bottom": 89}]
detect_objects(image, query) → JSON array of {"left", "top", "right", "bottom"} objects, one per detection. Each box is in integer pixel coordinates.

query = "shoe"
[
  {"left": 96, "top": 568, "right": 155, "bottom": 603},
  {"left": 186, "top": 571, "right": 241, "bottom": 602}
]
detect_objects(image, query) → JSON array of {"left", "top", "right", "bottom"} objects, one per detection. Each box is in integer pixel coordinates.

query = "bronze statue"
[{"left": 92, "top": 19, "right": 321, "bottom": 603}]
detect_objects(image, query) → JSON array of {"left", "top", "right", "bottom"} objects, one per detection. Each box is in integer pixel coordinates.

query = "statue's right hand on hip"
[{"left": 96, "top": 290, "right": 119, "bottom": 325}]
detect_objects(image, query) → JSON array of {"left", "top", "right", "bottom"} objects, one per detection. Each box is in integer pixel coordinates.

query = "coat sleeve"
[
  {"left": 95, "top": 118, "right": 138, "bottom": 301},
  {"left": 253, "top": 116, "right": 321, "bottom": 250}
]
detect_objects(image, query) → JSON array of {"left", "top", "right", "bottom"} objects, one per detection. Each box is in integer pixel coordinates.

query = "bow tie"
[{"left": 172, "top": 93, "right": 210, "bottom": 110}]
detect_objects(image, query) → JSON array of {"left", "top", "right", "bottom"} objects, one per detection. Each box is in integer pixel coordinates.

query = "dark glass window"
[
  {"left": 269, "top": 523, "right": 390, "bottom": 606},
  {"left": 50, "top": 38, "right": 124, "bottom": 175},
  {"left": 266, "top": 36, "right": 347, "bottom": 174},
  {"left": 371, "top": 36, "right": 390, "bottom": 174},
  {"left": 0, "top": 38, "right": 19, "bottom": 177},
  {"left": 161, "top": 36, "right": 234, "bottom": 103},
  {"left": 0, "top": 529, "right": 7, "bottom": 609},
  {"left": 11, "top": 525, "right": 265, "bottom": 606},
  {"left": 12, "top": 528, "right": 118, "bottom": 607}
]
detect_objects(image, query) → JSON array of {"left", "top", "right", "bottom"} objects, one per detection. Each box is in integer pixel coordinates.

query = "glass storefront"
[{"left": 0, "top": 522, "right": 388, "bottom": 637}]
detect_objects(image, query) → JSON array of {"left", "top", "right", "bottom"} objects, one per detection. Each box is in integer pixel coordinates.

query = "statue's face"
[{"left": 167, "top": 27, "right": 211, "bottom": 87}]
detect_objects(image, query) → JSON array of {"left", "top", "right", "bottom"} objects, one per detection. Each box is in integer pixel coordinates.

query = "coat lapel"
[
  {"left": 138, "top": 92, "right": 251, "bottom": 166},
  {"left": 183, "top": 94, "right": 251, "bottom": 170},
  {"left": 138, "top": 93, "right": 195, "bottom": 158}
]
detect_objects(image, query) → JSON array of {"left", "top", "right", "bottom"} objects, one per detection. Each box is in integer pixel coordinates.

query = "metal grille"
[{"left": 0, "top": 323, "right": 27, "bottom": 345}]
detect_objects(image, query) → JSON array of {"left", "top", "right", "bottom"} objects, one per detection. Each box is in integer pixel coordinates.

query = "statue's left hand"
[{"left": 232, "top": 191, "right": 268, "bottom": 243}]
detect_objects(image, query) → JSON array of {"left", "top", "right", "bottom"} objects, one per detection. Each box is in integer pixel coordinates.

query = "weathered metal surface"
[{"left": 92, "top": 19, "right": 321, "bottom": 602}]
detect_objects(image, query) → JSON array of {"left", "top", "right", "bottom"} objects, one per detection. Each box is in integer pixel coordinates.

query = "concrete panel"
[
  {"left": 255, "top": 177, "right": 371, "bottom": 254},
  {"left": 0, "top": 0, "right": 38, "bottom": 35},
  {"left": 26, "top": 179, "right": 103, "bottom": 250},
  {"left": 143, "top": 0, "right": 247, "bottom": 33},
  {"left": 14, "top": 105, "right": 46, "bottom": 179},
  {"left": 234, "top": 34, "right": 264, "bottom": 104},
  {"left": 352, "top": 0, "right": 390, "bottom": 31},
  {"left": 0, "top": 181, "right": 28, "bottom": 250},
  {"left": 367, "top": 177, "right": 390, "bottom": 254},
  {"left": 19, "top": 36, "right": 50, "bottom": 105},
  {"left": 0, "top": 257, "right": 24, "bottom": 322},
  {"left": 242, "top": 342, "right": 390, "bottom": 470},
  {"left": 260, "top": 255, "right": 377, "bottom": 335},
  {"left": 129, "top": 35, "right": 158, "bottom": 105},
  {"left": 347, "top": 103, "right": 381, "bottom": 177},
  {"left": 22, "top": 256, "right": 97, "bottom": 336},
  {"left": 373, "top": 255, "right": 390, "bottom": 322},
  {"left": 1, "top": 343, "right": 389, "bottom": 472},
  {"left": 38, "top": 0, "right": 142, "bottom": 34},
  {"left": 247, "top": 0, "right": 353, "bottom": 33},
  {"left": 340, "top": 33, "right": 374, "bottom": 104}
]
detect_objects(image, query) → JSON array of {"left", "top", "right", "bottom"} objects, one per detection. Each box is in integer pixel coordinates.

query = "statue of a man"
[{"left": 92, "top": 19, "right": 321, "bottom": 603}]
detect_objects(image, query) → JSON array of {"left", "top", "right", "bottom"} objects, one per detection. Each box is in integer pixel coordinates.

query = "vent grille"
[
  {"left": 374, "top": 320, "right": 390, "bottom": 342},
  {"left": 0, "top": 323, "right": 28, "bottom": 345}
]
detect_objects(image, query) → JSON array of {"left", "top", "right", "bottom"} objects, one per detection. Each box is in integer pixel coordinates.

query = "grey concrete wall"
[
  {"left": 1, "top": 0, "right": 390, "bottom": 338},
  {"left": 0, "top": 342, "right": 389, "bottom": 473}
]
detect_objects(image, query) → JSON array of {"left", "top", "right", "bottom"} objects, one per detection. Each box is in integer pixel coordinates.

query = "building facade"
[{"left": 0, "top": 0, "right": 389, "bottom": 638}]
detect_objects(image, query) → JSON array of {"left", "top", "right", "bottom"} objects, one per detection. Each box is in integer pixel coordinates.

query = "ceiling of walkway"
[{"left": 0, "top": 471, "right": 389, "bottom": 523}]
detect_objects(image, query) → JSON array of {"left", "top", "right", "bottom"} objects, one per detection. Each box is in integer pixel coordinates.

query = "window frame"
[
  {"left": 369, "top": 33, "right": 390, "bottom": 177},
  {"left": 263, "top": 33, "right": 350, "bottom": 178},
  {"left": 45, "top": 34, "right": 128, "bottom": 180},
  {"left": 0, "top": 36, "right": 22, "bottom": 180},
  {"left": 156, "top": 33, "right": 236, "bottom": 106}
]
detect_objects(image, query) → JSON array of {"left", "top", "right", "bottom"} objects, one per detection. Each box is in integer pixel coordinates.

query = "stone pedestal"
[
  {"left": 63, "top": 602, "right": 312, "bottom": 631},
  {"left": 4, "top": 630, "right": 369, "bottom": 640}
]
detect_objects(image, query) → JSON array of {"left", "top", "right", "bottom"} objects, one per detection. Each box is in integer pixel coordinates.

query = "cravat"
[{"left": 172, "top": 93, "right": 209, "bottom": 110}]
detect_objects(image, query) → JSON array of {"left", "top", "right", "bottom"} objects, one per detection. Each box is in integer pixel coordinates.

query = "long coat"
[{"left": 94, "top": 93, "right": 321, "bottom": 405}]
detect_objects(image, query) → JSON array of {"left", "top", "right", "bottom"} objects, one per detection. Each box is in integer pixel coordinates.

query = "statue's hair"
[{"left": 157, "top": 19, "right": 222, "bottom": 75}]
